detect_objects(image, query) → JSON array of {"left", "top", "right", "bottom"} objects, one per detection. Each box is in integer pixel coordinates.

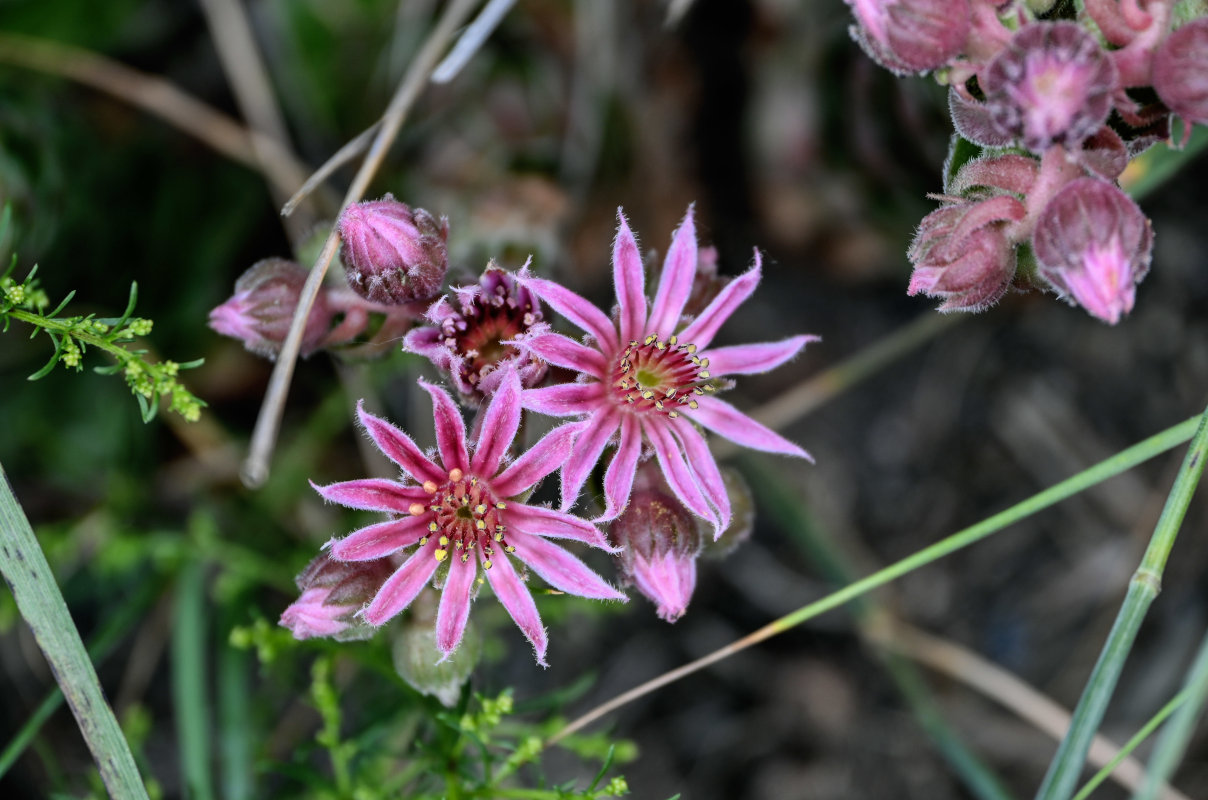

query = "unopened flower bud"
[
  {"left": 209, "top": 258, "right": 333, "bottom": 359},
  {"left": 845, "top": 0, "right": 970, "bottom": 75},
  {"left": 1152, "top": 19, "right": 1208, "bottom": 130},
  {"left": 702, "top": 467, "right": 755, "bottom": 560},
  {"left": 337, "top": 195, "right": 449, "bottom": 305},
  {"left": 982, "top": 22, "right": 1117, "bottom": 153},
  {"left": 1032, "top": 177, "right": 1152, "bottom": 325},
  {"left": 279, "top": 553, "right": 393, "bottom": 641},
  {"left": 392, "top": 604, "right": 480, "bottom": 707},
  {"left": 608, "top": 465, "right": 704, "bottom": 623}
]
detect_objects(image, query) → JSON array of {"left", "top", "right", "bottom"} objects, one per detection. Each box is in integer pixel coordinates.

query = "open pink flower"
[
  {"left": 314, "top": 369, "right": 625, "bottom": 666},
  {"left": 517, "top": 207, "right": 815, "bottom": 534}
]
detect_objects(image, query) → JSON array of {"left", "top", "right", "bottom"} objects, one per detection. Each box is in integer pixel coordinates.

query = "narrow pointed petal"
[
  {"left": 518, "top": 274, "right": 618, "bottom": 353},
  {"left": 507, "top": 529, "right": 627, "bottom": 601},
  {"left": 599, "top": 415, "right": 642, "bottom": 521},
  {"left": 521, "top": 382, "right": 607, "bottom": 418},
  {"left": 311, "top": 478, "right": 429, "bottom": 513},
  {"left": 647, "top": 206, "right": 698, "bottom": 337},
  {"left": 613, "top": 211, "right": 648, "bottom": 345},
  {"left": 518, "top": 332, "right": 608, "bottom": 379},
  {"left": 704, "top": 334, "right": 818, "bottom": 377},
  {"left": 357, "top": 401, "right": 444, "bottom": 484},
  {"left": 633, "top": 551, "right": 696, "bottom": 623},
  {"left": 482, "top": 548, "right": 548, "bottom": 666},
  {"left": 363, "top": 551, "right": 440, "bottom": 626},
  {"left": 330, "top": 517, "right": 427, "bottom": 561},
  {"left": 560, "top": 408, "right": 620, "bottom": 510},
  {"left": 691, "top": 396, "right": 812, "bottom": 460},
  {"left": 435, "top": 555, "right": 477, "bottom": 658},
  {"left": 419, "top": 379, "right": 469, "bottom": 471},
  {"left": 677, "top": 254, "right": 761, "bottom": 350},
  {"left": 506, "top": 502, "right": 617, "bottom": 551},
  {"left": 672, "top": 422, "right": 731, "bottom": 536},
  {"left": 471, "top": 369, "right": 522, "bottom": 476},
  {"left": 645, "top": 419, "right": 717, "bottom": 531},
  {"left": 492, "top": 422, "right": 581, "bottom": 497}
]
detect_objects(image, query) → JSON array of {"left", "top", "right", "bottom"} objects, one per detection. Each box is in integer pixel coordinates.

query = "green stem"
[
  {"left": 7, "top": 307, "right": 140, "bottom": 359},
  {"left": 0, "top": 463, "right": 150, "bottom": 799},
  {"left": 1035, "top": 401, "right": 1208, "bottom": 800},
  {"left": 172, "top": 560, "right": 214, "bottom": 800},
  {"left": 1136, "top": 624, "right": 1208, "bottom": 799},
  {"left": 1069, "top": 689, "right": 1188, "bottom": 800}
]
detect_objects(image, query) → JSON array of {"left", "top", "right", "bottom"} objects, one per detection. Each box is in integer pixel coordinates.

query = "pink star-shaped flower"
[
  {"left": 517, "top": 207, "right": 816, "bottom": 534},
  {"left": 313, "top": 369, "right": 625, "bottom": 666}
]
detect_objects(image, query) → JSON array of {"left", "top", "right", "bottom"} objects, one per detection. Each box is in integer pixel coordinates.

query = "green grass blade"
[
  {"left": 1070, "top": 689, "right": 1188, "bottom": 800},
  {"left": 1135, "top": 627, "right": 1208, "bottom": 799},
  {"left": 172, "top": 560, "right": 214, "bottom": 800},
  {"left": 218, "top": 639, "right": 254, "bottom": 800},
  {"left": 0, "top": 462, "right": 150, "bottom": 799}
]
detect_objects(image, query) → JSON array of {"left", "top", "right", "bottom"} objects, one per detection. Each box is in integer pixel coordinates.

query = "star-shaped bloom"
[
  {"left": 517, "top": 207, "right": 816, "bottom": 534},
  {"left": 313, "top": 369, "right": 625, "bottom": 666}
]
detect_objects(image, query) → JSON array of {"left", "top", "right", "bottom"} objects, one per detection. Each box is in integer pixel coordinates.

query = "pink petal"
[
  {"left": 330, "top": 517, "right": 427, "bottom": 561},
  {"left": 632, "top": 550, "right": 696, "bottom": 623},
  {"left": 492, "top": 422, "right": 581, "bottom": 497},
  {"left": 518, "top": 274, "right": 618, "bottom": 354},
  {"left": 599, "top": 415, "right": 642, "bottom": 521},
  {"left": 363, "top": 551, "right": 440, "bottom": 625},
  {"left": 357, "top": 402, "right": 444, "bottom": 484},
  {"left": 311, "top": 478, "right": 428, "bottom": 513},
  {"left": 435, "top": 554, "right": 477, "bottom": 658},
  {"left": 401, "top": 325, "right": 445, "bottom": 359},
  {"left": 691, "top": 395, "right": 812, "bottom": 460},
  {"left": 671, "top": 422, "right": 731, "bottom": 536},
  {"left": 519, "top": 332, "right": 608, "bottom": 379},
  {"left": 703, "top": 334, "right": 818, "bottom": 377},
  {"left": 644, "top": 418, "right": 718, "bottom": 532},
  {"left": 677, "top": 253, "right": 761, "bottom": 351},
  {"left": 471, "top": 369, "right": 522, "bottom": 476},
  {"left": 613, "top": 210, "right": 648, "bottom": 346},
  {"left": 647, "top": 206, "right": 698, "bottom": 338},
  {"left": 506, "top": 529, "right": 627, "bottom": 601},
  {"left": 560, "top": 408, "right": 620, "bottom": 511},
  {"left": 482, "top": 547, "right": 548, "bottom": 666},
  {"left": 521, "top": 382, "right": 607, "bottom": 418},
  {"left": 506, "top": 502, "right": 618, "bottom": 551},
  {"left": 419, "top": 379, "right": 469, "bottom": 471}
]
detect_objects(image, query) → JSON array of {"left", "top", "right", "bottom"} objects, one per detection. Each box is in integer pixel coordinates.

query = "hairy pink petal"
[
  {"left": 704, "top": 335, "right": 818, "bottom": 377},
  {"left": 472, "top": 369, "right": 522, "bottom": 476},
  {"left": 613, "top": 211, "right": 648, "bottom": 346},
  {"left": 518, "top": 275, "right": 618, "bottom": 353},
  {"left": 362, "top": 552, "right": 440, "bottom": 626},
  {"left": 492, "top": 422, "right": 581, "bottom": 497},
  {"left": 330, "top": 517, "right": 427, "bottom": 561},
  {"left": 673, "top": 422, "right": 732, "bottom": 536},
  {"left": 691, "top": 396, "right": 812, "bottom": 459},
  {"left": 521, "top": 382, "right": 607, "bottom": 418},
  {"left": 600, "top": 415, "right": 642, "bottom": 521},
  {"left": 507, "top": 529, "right": 627, "bottom": 601},
  {"left": 506, "top": 502, "right": 617, "bottom": 550},
  {"left": 632, "top": 550, "right": 697, "bottom": 623},
  {"left": 482, "top": 547, "right": 548, "bottom": 666},
  {"left": 677, "top": 254, "right": 761, "bottom": 350},
  {"left": 645, "top": 420, "right": 717, "bottom": 532},
  {"left": 311, "top": 478, "right": 429, "bottom": 513},
  {"left": 419, "top": 379, "right": 469, "bottom": 471},
  {"left": 357, "top": 402, "right": 444, "bottom": 484},
  {"left": 647, "top": 206, "right": 698, "bottom": 337},
  {"left": 560, "top": 409, "right": 620, "bottom": 510},
  {"left": 435, "top": 556, "right": 477, "bottom": 658},
  {"left": 519, "top": 332, "right": 608, "bottom": 379}
]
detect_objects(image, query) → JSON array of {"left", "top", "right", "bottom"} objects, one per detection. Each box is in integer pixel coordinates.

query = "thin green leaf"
[
  {"left": 1069, "top": 689, "right": 1188, "bottom": 800},
  {"left": 44, "top": 289, "right": 77, "bottom": 319},
  {"left": 172, "top": 560, "right": 215, "bottom": 800},
  {"left": 26, "top": 338, "right": 64, "bottom": 380},
  {"left": 176, "top": 357, "right": 206, "bottom": 370},
  {"left": 112, "top": 281, "right": 138, "bottom": 332},
  {"left": 586, "top": 745, "right": 616, "bottom": 792},
  {"left": 1135, "top": 627, "right": 1208, "bottom": 799}
]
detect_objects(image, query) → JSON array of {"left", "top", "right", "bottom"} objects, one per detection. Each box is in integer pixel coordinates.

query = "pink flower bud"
[
  {"left": 337, "top": 195, "right": 449, "bottom": 305},
  {"left": 1153, "top": 19, "right": 1208, "bottom": 129},
  {"left": 1032, "top": 178, "right": 1153, "bottom": 324},
  {"left": 608, "top": 465, "right": 704, "bottom": 623},
  {"left": 208, "top": 258, "right": 333, "bottom": 359},
  {"left": 846, "top": 0, "right": 970, "bottom": 75},
  {"left": 279, "top": 553, "right": 394, "bottom": 641},
  {"left": 982, "top": 22, "right": 1118, "bottom": 153},
  {"left": 908, "top": 194, "right": 1025, "bottom": 312}
]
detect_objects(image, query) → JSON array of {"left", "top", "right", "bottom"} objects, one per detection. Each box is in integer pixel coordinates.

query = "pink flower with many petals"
[
  {"left": 314, "top": 370, "right": 625, "bottom": 666},
  {"left": 517, "top": 207, "right": 816, "bottom": 534}
]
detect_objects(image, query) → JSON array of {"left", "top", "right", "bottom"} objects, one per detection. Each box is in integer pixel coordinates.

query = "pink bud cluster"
[{"left": 845, "top": 0, "right": 1205, "bottom": 324}]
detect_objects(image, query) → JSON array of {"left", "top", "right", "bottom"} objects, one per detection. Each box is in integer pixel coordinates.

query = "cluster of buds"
[{"left": 846, "top": 0, "right": 1204, "bottom": 323}]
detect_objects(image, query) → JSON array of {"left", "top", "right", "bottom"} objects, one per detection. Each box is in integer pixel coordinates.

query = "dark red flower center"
[
  {"left": 611, "top": 334, "right": 714, "bottom": 416},
  {"left": 443, "top": 292, "right": 541, "bottom": 389},
  {"left": 407, "top": 469, "right": 514, "bottom": 569}
]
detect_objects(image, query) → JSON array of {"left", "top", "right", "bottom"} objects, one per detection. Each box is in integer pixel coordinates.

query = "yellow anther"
[
  {"left": 669, "top": 335, "right": 678, "bottom": 345},
  {"left": 689, "top": 400, "right": 699, "bottom": 409},
  {"left": 645, "top": 334, "right": 657, "bottom": 345},
  {"left": 655, "top": 341, "right": 666, "bottom": 350},
  {"left": 483, "top": 559, "right": 493, "bottom": 570},
  {"left": 694, "top": 387, "right": 705, "bottom": 395},
  {"left": 699, "top": 370, "right": 710, "bottom": 378},
  {"left": 654, "top": 401, "right": 664, "bottom": 411},
  {"left": 438, "top": 535, "right": 449, "bottom": 546},
  {"left": 669, "top": 411, "right": 679, "bottom": 418},
  {"left": 686, "top": 344, "right": 697, "bottom": 354},
  {"left": 475, "top": 504, "right": 487, "bottom": 514},
  {"left": 505, "top": 545, "right": 516, "bottom": 553},
  {"left": 704, "top": 385, "right": 715, "bottom": 392},
  {"left": 699, "top": 358, "right": 710, "bottom": 368},
  {"left": 455, "top": 540, "right": 463, "bottom": 549},
  {"left": 495, "top": 532, "right": 504, "bottom": 542},
  {"left": 419, "top": 536, "right": 429, "bottom": 545},
  {"left": 422, "top": 480, "right": 439, "bottom": 494},
  {"left": 461, "top": 552, "right": 470, "bottom": 562},
  {"left": 448, "top": 468, "right": 464, "bottom": 482},
  {"left": 434, "top": 549, "right": 448, "bottom": 561},
  {"left": 408, "top": 502, "right": 426, "bottom": 516},
  {"left": 475, "top": 519, "right": 487, "bottom": 530},
  {"left": 496, "top": 501, "right": 507, "bottom": 509},
  {"left": 641, "top": 390, "right": 655, "bottom": 400},
  {"left": 428, "top": 521, "right": 439, "bottom": 532}
]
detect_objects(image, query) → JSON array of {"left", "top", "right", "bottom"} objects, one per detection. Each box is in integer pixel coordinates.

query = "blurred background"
[{"left": 2, "top": 0, "right": 1208, "bottom": 797}]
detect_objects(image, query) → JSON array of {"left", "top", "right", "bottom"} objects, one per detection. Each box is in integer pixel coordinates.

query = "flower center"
[
  {"left": 443, "top": 293, "right": 541, "bottom": 388},
  {"left": 611, "top": 334, "right": 715, "bottom": 416},
  {"left": 408, "top": 468, "right": 514, "bottom": 569}
]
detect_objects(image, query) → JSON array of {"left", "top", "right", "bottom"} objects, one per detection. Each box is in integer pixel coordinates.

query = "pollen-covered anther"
[
  {"left": 422, "top": 480, "right": 439, "bottom": 494},
  {"left": 408, "top": 502, "right": 426, "bottom": 516},
  {"left": 448, "top": 468, "right": 464, "bottom": 482}
]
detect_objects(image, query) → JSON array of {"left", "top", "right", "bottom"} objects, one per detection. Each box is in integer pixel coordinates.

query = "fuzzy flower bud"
[
  {"left": 1032, "top": 177, "right": 1152, "bottom": 325},
  {"left": 845, "top": 0, "right": 970, "bottom": 75},
  {"left": 982, "top": 22, "right": 1118, "bottom": 153},
  {"left": 279, "top": 553, "right": 393, "bottom": 641},
  {"left": 608, "top": 465, "right": 704, "bottom": 623},
  {"left": 392, "top": 596, "right": 480, "bottom": 706},
  {"left": 908, "top": 194, "right": 1025, "bottom": 312},
  {"left": 208, "top": 258, "right": 333, "bottom": 359},
  {"left": 337, "top": 195, "right": 449, "bottom": 305},
  {"left": 403, "top": 264, "right": 547, "bottom": 404},
  {"left": 1152, "top": 19, "right": 1208, "bottom": 129}
]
